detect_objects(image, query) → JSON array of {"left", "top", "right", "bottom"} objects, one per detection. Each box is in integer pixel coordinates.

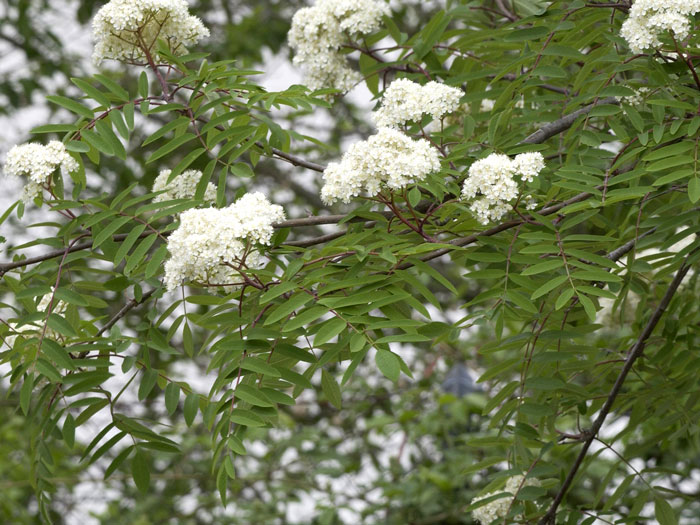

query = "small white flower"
[
  {"left": 152, "top": 169, "right": 217, "bottom": 204},
  {"left": 38, "top": 289, "right": 67, "bottom": 315},
  {"left": 320, "top": 127, "right": 441, "bottom": 204},
  {"left": 471, "top": 475, "right": 540, "bottom": 525},
  {"left": 461, "top": 152, "right": 544, "bottom": 224},
  {"left": 479, "top": 99, "right": 495, "bottom": 113},
  {"left": 4, "top": 141, "right": 78, "bottom": 205},
  {"left": 288, "top": 0, "right": 389, "bottom": 91},
  {"left": 163, "top": 192, "right": 285, "bottom": 291},
  {"left": 92, "top": 0, "right": 210, "bottom": 65},
  {"left": 616, "top": 86, "right": 650, "bottom": 107}
]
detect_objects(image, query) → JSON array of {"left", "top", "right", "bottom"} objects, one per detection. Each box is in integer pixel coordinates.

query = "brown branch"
[
  {"left": 538, "top": 254, "right": 694, "bottom": 524},
  {"left": 521, "top": 97, "right": 619, "bottom": 144},
  {"left": 269, "top": 147, "right": 325, "bottom": 173},
  {"left": 97, "top": 288, "right": 157, "bottom": 338},
  {"left": 0, "top": 210, "right": 402, "bottom": 274},
  {"left": 76, "top": 288, "right": 158, "bottom": 358}
]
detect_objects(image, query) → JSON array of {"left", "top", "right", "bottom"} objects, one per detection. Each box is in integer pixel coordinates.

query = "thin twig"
[{"left": 538, "top": 254, "right": 694, "bottom": 524}]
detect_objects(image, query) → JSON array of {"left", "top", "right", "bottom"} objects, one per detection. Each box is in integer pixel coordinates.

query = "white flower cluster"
[
  {"left": 152, "top": 169, "right": 217, "bottom": 204},
  {"left": 471, "top": 475, "right": 540, "bottom": 525},
  {"left": 288, "top": 0, "right": 389, "bottom": 91},
  {"left": 320, "top": 128, "right": 441, "bottom": 204},
  {"left": 372, "top": 78, "right": 463, "bottom": 128},
  {"left": 92, "top": 0, "right": 210, "bottom": 65},
  {"left": 38, "top": 289, "right": 67, "bottom": 315},
  {"left": 480, "top": 99, "right": 496, "bottom": 113},
  {"left": 4, "top": 290, "right": 67, "bottom": 349},
  {"left": 620, "top": 0, "right": 700, "bottom": 53},
  {"left": 461, "top": 152, "right": 544, "bottom": 225},
  {"left": 163, "top": 192, "right": 285, "bottom": 291},
  {"left": 4, "top": 141, "right": 78, "bottom": 204},
  {"left": 616, "top": 86, "right": 650, "bottom": 107}
]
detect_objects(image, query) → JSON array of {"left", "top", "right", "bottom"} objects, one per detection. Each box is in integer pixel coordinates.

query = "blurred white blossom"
[
  {"left": 152, "top": 169, "right": 217, "bottom": 204},
  {"left": 471, "top": 475, "right": 540, "bottom": 525},
  {"left": 92, "top": 0, "right": 209, "bottom": 65},
  {"left": 288, "top": 0, "right": 389, "bottom": 91},
  {"left": 4, "top": 141, "right": 78, "bottom": 204},
  {"left": 616, "top": 86, "right": 650, "bottom": 107}
]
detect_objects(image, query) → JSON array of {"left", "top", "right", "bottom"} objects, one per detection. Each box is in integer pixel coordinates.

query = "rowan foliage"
[{"left": 1, "top": 0, "right": 700, "bottom": 523}]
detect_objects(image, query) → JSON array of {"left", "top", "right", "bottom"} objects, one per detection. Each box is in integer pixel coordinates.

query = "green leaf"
[
  {"left": 71, "top": 77, "right": 111, "bottom": 108},
  {"left": 235, "top": 384, "right": 274, "bottom": 407},
  {"left": 43, "top": 339, "right": 76, "bottom": 370},
  {"left": 689, "top": 177, "right": 700, "bottom": 203},
  {"left": 655, "top": 498, "right": 677, "bottom": 525},
  {"left": 408, "top": 187, "right": 421, "bottom": 207},
  {"left": 146, "top": 133, "right": 197, "bottom": 164},
  {"left": 47, "top": 313, "right": 78, "bottom": 337},
  {"left": 145, "top": 244, "right": 168, "bottom": 279},
  {"left": 350, "top": 332, "right": 366, "bottom": 352},
  {"left": 82, "top": 128, "right": 114, "bottom": 155},
  {"left": 571, "top": 270, "right": 622, "bottom": 282},
  {"left": 104, "top": 446, "right": 134, "bottom": 479},
  {"left": 46, "top": 95, "right": 94, "bottom": 119},
  {"left": 321, "top": 370, "right": 342, "bottom": 409},
  {"left": 184, "top": 393, "right": 199, "bottom": 426},
  {"left": 313, "top": 317, "right": 346, "bottom": 347},
  {"left": 66, "top": 140, "right": 90, "bottom": 153},
  {"left": 138, "top": 71, "right": 149, "bottom": 98},
  {"left": 530, "top": 275, "right": 568, "bottom": 300},
  {"left": 577, "top": 293, "right": 597, "bottom": 322},
  {"left": 522, "top": 258, "right": 564, "bottom": 276},
  {"left": 283, "top": 306, "right": 327, "bottom": 332},
  {"left": 505, "top": 26, "right": 550, "bottom": 42},
  {"left": 375, "top": 351, "right": 400, "bottom": 382},
  {"left": 240, "top": 357, "right": 281, "bottom": 377},
  {"left": 124, "top": 235, "right": 158, "bottom": 275},
  {"left": 131, "top": 450, "right": 150, "bottom": 493},
  {"left": 53, "top": 288, "right": 89, "bottom": 307},
  {"left": 260, "top": 281, "right": 299, "bottom": 304},
  {"left": 93, "top": 216, "right": 131, "bottom": 248},
  {"left": 20, "top": 374, "right": 33, "bottom": 415},
  {"left": 227, "top": 435, "right": 247, "bottom": 455},
  {"left": 114, "top": 224, "right": 147, "bottom": 265},
  {"left": 31, "top": 124, "right": 79, "bottom": 134},
  {"left": 94, "top": 73, "right": 130, "bottom": 102},
  {"left": 264, "top": 293, "right": 312, "bottom": 325},
  {"left": 259, "top": 388, "right": 295, "bottom": 406},
  {"left": 138, "top": 369, "right": 158, "bottom": 401},
  {"left": 63, "top": 414, "right": 76, "bottom": 448},
  {"left": 230, "top": 408, "right": 266, "bottom": 427},
  {"left": 164, "top": 383, "right": 180, "bottom": 415}
]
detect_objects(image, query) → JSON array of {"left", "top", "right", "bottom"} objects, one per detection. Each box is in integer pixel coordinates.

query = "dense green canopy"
[{"left": 1, "top": 0, "right": 700, "bottom": 524}]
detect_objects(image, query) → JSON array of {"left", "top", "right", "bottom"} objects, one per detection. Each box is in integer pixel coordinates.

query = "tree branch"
[
  {"left": 0, "top": 211, "right": 399, "bottom": 274},
  {"left": 538, "top": 254, "right": 694, "bottom": 524},
  {"left": 521, "top": 97, "right": 619, "bottom": 144},
  {"left": 269, "top": 147, "right": 325, "bottom": 173}
]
